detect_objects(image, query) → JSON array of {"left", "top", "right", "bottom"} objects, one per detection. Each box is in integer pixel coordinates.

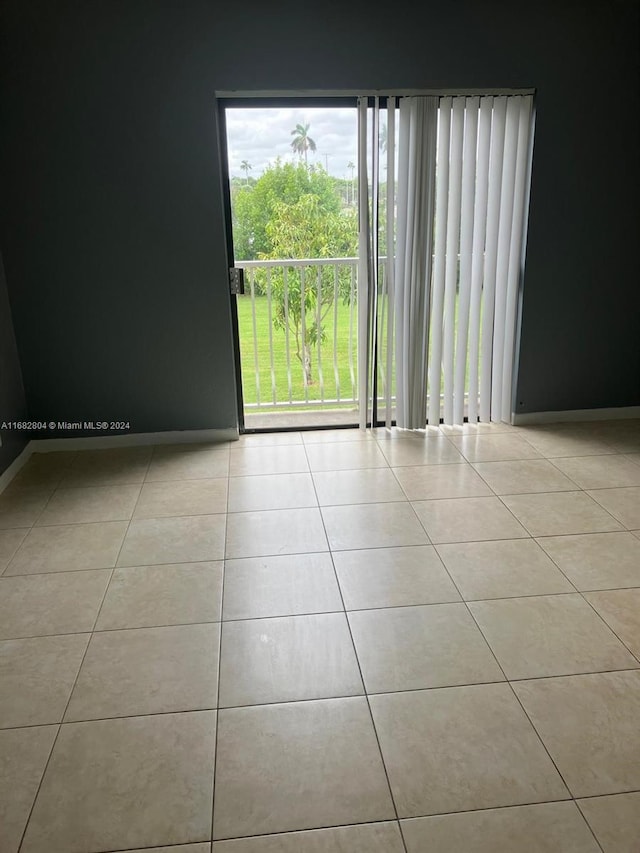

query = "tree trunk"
[{"left": 304, "top": 344, "right": 312, "bottom": 386}]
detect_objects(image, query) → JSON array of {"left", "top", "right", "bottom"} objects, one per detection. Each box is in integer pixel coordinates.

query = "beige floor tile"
[
  {"left": 588, "top": 487, "right": 640, "bottom": 529},
  {"left": 118, "top": 515, "right": 226, "bottom": 566},
  {"left": 513, "top": 670, "right": 640, "bottom": 797},
  {"left": 10, "top": 452, "right": 77, "bottom": 489},
  {"left": 21, "top": 711, "right": 216, "bottom": 853},
  {"left": 225, "top": 508, "right": 327, "bottom": 558},
  {"left": 587, "top": 422, "right": 640, "bottom": 454},
  {"left": 401, "top": 802, "right": 600, "bottom": 853},
  {"left": 156, "top": 441, "right": 231, "bottom": 453},
  {"left": 370, "top": 684, "right": 568, "bottom": 817},
  {"left": 211, "top": 822, "right": 404, "bottom": 852},
  {"left": 0, "top": 725, "right": 57, "bottom": 853},
  {"left": 578, "top": 792, "right": 640, "bottom": 853},
  {"left": 449, "top": 433, "right": 543, "bottom": 462},
  {"left": 65, "top": 623, "right": 219, "bottom": 721},
  {"left": 60, "top": 447, "right": 152, "bottom": 487},
  {"left": 36, "top": 484, "right": 141, "bottom": 526},
  {"left": 440, "top": 421, "right": 516, "bottom": 435},
  {"left": 5, "top": 521, "right": 127, "bottom": 575},
  {"left": 229, "top": 445, "right": 309, "bottom": 477},
  {"left": 228, "top": 473, "right": 316, "bottom": 512},
  {"left": 502, "top": 492, "right": 623, "bottom": 536},
  {"left": 97, "top": 562, "right": 223, "bottom": 629},
  {"left": 302, "top": 429, "right": 374, "bottom": 444},
  {"left": 0, "top": 486, "right": 52, "bottom": 530},
  {"left": 304, "top": 440, "right": 388, "bottom": 472},
  {"left": 213, "top": 697, "right": 395, "bottom": 839},
  {"left": 627, "top": 452, "right": 640, "bottom": 467},
  {"left": 348, "top": 603, "right": 504, "bottom": 692},
  {"left": 222, "top": 553, "right": 342, "bottom": 620},
  {"left": 134, "top": 478, "right": 228, "bottom": 518},
  {"left": 552, "top": 455, "right": 640, "bottom": 490},
  {"left": 239, "top": 432, "right": 303, "bottom": 446},
  {"left": 373, "top": 426, "right": 443, "bottom": 440},
  {"left": 0, "top": 634, "right": 89, "bottom": 728},
  {"left": 583, "top": 589, "right": 640, "bottom": 658},
  {"left": 0, "top": 570, "right": 110, "bottom": 638},
  {"left": 469, "top": 594, "right": 638, "bottom": 679},
  {"left": 392, "top": 463, "right": 492, "bottom": 500},
  {"left": 313, "top": 467, "right": 406, "bottom": 505},
  {"left": 146, "top": 445, "right": 230, "bottom": 481},
  {"left": 112, "top": 846, "right": 210, "bottom": 853},
  {"left": 321, "top": 502, "right": 429, "bottom": 550},
  {"left": 0, "top": 528, "right": 28, "bottom": 572},
  {"left": 537, "top": 532, "right": 640, "bottom": 590},
  {"left": 472, "top": 459, "right": 577, "bottom": 494},
  {"left": 219, "top": 613, "right": 362, "bottom": 707},
  {"left": 412, "top": 496, "right": 528, "bottom": 544},
  {"left": 517, "top": 428, "right": 615, "bottom": 458},
  {"left": 377, "top": 437, "right": 465, "bottom": 467},
  {"left": 333, "top": 545, "right": 459, "bottom": 609},
  {"left": 436, "top": 539, "right": 573, "bottom": 600}
]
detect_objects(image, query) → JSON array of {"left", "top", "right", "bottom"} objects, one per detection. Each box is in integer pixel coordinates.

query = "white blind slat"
[
  {"left": 385, "top": 98, "right": 396, "bottom": 427},
  {"left": 501, "top": 95, "right": 534, "bottom": 421},
  {"left": 454, "top": 96, "right": 479, "bottom": 424},
  {"left": 479, "top": 96, "right": 507, "bottom": 422},
  {"left": 427, "top": 97, "right": 452, "bottom": 426},
  {"left": 442, "top": 97, "right": 465, "bottom": 424},
  {"left": 491, "top": 96, "right": 520, "bottom": 420},
  {"left": 395, "top": 97, "right": 438, "bottom": 428},
  {"left": 357, "top": 97, "right": 370, "bottom": 429},
  {"left": 467, "top": 97, "right": 492, "bottom": 424}
]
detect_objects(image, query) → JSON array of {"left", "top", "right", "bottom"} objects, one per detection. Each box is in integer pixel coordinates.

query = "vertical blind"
[{"left": 360, "top": 93, "right": 534, "bottom": 429}]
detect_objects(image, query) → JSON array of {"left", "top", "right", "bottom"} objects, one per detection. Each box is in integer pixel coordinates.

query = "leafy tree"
[
  {"left": 231, "top": 160, "right": 342, "bottom": 260},
  {"left": 290, "top": 122, "right": 317, "bottom": 166},
  {"left": 260, "top": 194, "right": 357, "bottom": 386},
  {"left": 230, "top": 160, "right": 357, "bottom": 386}
]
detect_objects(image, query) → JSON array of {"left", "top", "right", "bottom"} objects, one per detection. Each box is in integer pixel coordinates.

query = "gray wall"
[
  {"left": 0, "top": 251, "right": 27, "bottom": 470},
  {"left": 0, "top": 0, "right": 638, "bottom": 437}
]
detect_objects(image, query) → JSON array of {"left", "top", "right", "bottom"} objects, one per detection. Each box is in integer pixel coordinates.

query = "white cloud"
[{"left": 224, "top": 107, "right": 358, "bottom": 179}]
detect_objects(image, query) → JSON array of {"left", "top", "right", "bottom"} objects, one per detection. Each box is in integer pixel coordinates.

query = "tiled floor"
[{"left": 1, "top": 420, "right": 639, "bottom": 853}]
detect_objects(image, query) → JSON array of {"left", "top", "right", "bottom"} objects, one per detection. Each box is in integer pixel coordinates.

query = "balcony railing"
[{"left": 237, "top": 257, "right": 389, "bottom": 411}]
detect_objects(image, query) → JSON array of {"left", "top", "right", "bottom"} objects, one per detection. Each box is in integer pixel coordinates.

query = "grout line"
[
  {"left": 301, "top": 437, "right": 410, "bottom": 853},
  {"left": 574, "top": 799, "right": 609, "bottom": 853},
  {"left": 462, "top": 604, "right": 577, "bottom": 805},
  {"left": 1, "top": 524, "right": 638, "bottom": 580},
  {"left": 578, "top": 594, "right": 640, "bottom": 667},
  {"left": 5, "top": 580, "right": 640, "bottom": 642},
  {"left": 14, "top": 448, "right": 153, "bottom": 853},
  {"left": 211, "top": 456, "right": 231, "bottom": 842},
  {"left": 3, "top": 669, "right": 640, "bottom": 729}
]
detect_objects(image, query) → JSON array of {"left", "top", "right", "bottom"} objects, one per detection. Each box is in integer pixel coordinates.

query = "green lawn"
[
  {"left": 237, "top": 295, "right": 360, "bottom": 409},
  {"left": 237, "top": 293, "right": 475, "bottom": 410}
]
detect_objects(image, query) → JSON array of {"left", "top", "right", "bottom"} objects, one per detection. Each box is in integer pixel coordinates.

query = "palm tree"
[
  {"left": 290, "top": 123, "right": 317, "bottom": 167},
  {"left": 240, "top": 160, "right": 252, "bottom": 186}
]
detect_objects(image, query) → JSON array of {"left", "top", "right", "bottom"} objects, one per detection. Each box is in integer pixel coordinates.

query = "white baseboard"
[
  {"left": 512, "top": 406, "right": 640, "bottom": 425},
  {"left": 29, "top": 427, "right": 239, "bottom": 452},
  {"left": 0, "top": 444, "right": 34, "bottom": 493}
]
